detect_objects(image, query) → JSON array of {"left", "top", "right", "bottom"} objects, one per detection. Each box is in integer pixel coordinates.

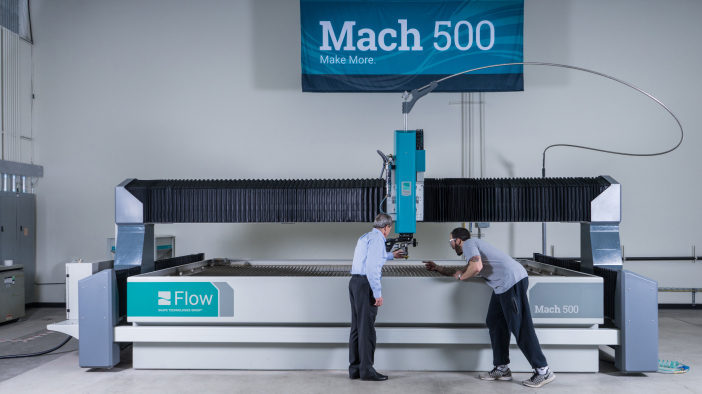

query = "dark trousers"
[
  {"left": 486, "top": 277, "right": 548, "bottom": 369},
  {"left": 348, "top": 275, "right": 378, "bottom": 378}
]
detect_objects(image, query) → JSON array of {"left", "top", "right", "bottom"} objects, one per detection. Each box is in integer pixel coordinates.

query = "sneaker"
[
  {"left": 522, "top": 369, "right": 556, "bottom": 388},
  {"left": 479, "top": 367, "right": 513, "bottom": 381}
]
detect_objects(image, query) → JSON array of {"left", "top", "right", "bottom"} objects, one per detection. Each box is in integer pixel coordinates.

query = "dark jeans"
[
  {"left": 348, "top": 275, "right": 378, "bottom": 378},
  {"left": 486, "top": 277, "right": 548, "bottom": 369}
]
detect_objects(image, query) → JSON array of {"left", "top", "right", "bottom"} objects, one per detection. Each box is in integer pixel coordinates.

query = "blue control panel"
[{"left": 394, "top": 130, "right": 418, "bottom": 234}]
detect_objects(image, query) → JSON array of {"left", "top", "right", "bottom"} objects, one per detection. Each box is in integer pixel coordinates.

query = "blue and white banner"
[{"left": 301, "top": 0, "right": 524, "bottom": 92}]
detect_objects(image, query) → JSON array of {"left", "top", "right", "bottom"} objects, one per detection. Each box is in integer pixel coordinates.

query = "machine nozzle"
[{"left": 385, "top": 233, "right": 417, "bottom": 259}]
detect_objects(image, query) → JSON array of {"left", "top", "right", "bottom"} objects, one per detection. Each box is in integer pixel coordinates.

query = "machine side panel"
[
  {"left": 66, "top": 261, "right": 115, "bottom": 321},
  {"left": 615, "top": 270, "right": 658, "bottom": 372},
  {"left": 78, "top": 269, "right": 120, "bottom": 369}
]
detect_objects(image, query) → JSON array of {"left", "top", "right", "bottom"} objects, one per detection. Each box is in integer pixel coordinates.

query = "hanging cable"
[
  {"left": 0, "top": 334, "right": 73, "bottom": 359},
  {"left": 410, "top": 62, "right": 684, "bottom": 175}
]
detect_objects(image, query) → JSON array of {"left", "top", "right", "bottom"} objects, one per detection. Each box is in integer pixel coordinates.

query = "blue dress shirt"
[{"left": 351, "top": 228, "right": 394, "bottom": 298}]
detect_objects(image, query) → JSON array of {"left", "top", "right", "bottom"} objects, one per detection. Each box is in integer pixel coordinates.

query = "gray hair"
[{"left": 373, "top": 213, "right": 393, "bottom": 229}]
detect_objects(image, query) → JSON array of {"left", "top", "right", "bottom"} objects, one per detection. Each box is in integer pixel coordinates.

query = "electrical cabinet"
[
  {"left": 0, "top": 191, "right": 35, "bottom": 303},
  {"left": 0, "top": 265, "right": 25, "bottom": 321}
]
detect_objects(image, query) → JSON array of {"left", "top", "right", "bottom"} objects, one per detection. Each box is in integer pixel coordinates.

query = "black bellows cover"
[
  {"left": 533, "top": 253, "right": 582, "bottom": 272},
  {"left": 153, "top": 253, "right": 206, "bottom": 271},
  {"left": 424, "top": 177, "right": 610, "bottom": 222},
  {"left": 115, "top": 265, "right": 142, "bottom": 318},
  {"left": 125, "top": 179, "right": 384, "bottom": 223},
  {"left": 593, "top": 266, "right": 618, "bottom": 320}
]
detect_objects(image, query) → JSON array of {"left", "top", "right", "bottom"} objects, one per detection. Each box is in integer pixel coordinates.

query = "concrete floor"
[
  {"left": 0, "top": 307, "right": 78, "bottom": 384},
  {"left": 0, "top": 308, "right": 700, "bottom": 393}
]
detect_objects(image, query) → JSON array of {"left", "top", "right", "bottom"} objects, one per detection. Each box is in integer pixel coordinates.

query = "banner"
[{"left": 300, "top": 0, "right": 524, "bottom": 92}]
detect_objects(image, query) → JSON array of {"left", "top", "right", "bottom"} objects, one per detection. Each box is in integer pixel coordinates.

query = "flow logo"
[
  {"left": 401, "top": 181, "right": 412, "bottom": 196},
  {"left": 157, "top": 290, "right": 214, "bottom": 306},
  {"left": 158, "top": 291, "right": 171, "bottom": 305},
  {"left": 129, "top": 282, "right": 232, "bottom": 317}
]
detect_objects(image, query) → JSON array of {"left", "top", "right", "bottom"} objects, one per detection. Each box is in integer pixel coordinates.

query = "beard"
[{"left": 455, "top": 246, "right": 463, "bottom": 256}]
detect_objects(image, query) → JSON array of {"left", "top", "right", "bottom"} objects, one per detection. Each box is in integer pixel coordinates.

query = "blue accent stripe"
[{"left": 302, "top": 73, "right": 523, "bottom": 92}]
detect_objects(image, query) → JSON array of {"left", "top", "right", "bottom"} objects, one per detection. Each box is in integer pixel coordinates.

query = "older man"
[
  {"left": 424, "top": 227, "right": 555, "bottom": 388},
  {"left": 348, "top": 213, "right": 403, "bottom": 381}
]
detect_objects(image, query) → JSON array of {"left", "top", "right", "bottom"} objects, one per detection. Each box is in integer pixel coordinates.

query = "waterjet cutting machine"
[{"left": 49, "top": 129, "right": 657, "bottom": 374}]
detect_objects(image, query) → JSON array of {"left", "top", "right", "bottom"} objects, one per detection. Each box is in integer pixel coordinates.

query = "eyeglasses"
[{"left": 449, "top": 238, "right": 457, "bottom": 246}]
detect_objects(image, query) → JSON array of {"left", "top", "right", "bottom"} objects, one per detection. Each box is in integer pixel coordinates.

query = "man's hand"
[
  {"left": 426, "top": 261, "right": 461, "bottom": 277},
  {"left": 393, "top": 250, "right": 405, "bottom": 259},
  {"left": 374, "top": 297, "right": 384, "bottom": 307},
  {"left": 453, "top": 270, "right": 463, "bottom": 280}
]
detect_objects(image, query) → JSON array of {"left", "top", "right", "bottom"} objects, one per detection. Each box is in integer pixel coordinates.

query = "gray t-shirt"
[{"left": 462, "top": 239, "right": 527, "bottom": 294}]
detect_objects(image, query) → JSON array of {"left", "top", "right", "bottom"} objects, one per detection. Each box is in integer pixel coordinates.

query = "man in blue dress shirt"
[{"left": 348, "top": 213, "right": 403, "bottom": 381}]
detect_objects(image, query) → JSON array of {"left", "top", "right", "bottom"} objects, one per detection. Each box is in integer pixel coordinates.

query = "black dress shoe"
[
  {"left": 361, "top": 373, "right": 388, "bottom": 381},
  {"left": 349, "top": 374, "right": 360, "bottom": 380}
]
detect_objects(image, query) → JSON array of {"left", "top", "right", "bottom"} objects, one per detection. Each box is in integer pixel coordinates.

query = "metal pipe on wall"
[
  {"left": 456, "top": 92, "right": 487, "bottom": 236},
  {"left": 481, "top": 93, "right": 486, "bottom": 238},
  {"left": 479, "top": 92, "right": 485, "bottom": 178},
  {"left": 626, "top": 256, "right": 700, "bottom": 262},
  {"left": 457, "top": 92, "right": 483, "bottom": 180},
  {"left": 519, "top": 256, "right": 702, "bottom": 262},
  {"left": 461, "top": 92, "right": 467, "bottom": 178},
  {"left": 468, "top": 93, "right": 474, "bottom": 178},
  {"left": 542, "top": 224, "right": 547, "bottom": 255},
  {"left": 454, "top": 92, "right": 487, "bottom": 235}
]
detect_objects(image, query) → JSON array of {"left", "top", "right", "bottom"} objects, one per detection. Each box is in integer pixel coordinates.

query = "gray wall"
[{"left": 30, "top": 0, "right": 702, "bottom": 303}]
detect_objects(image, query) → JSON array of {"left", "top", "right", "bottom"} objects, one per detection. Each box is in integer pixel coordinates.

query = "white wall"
[{"left": 30, "top": 0, "right": 702, "bottom": 303}]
